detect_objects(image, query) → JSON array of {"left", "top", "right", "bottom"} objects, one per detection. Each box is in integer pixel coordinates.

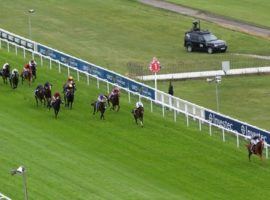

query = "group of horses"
[
  {"left": 34, "top": 82, "right": 77, "bottom": 118},
  {"left": 90, "top": 93, "right": 144, "bottom": 127},
  {"left": 0, "top": 63, "right": 36, "bottom": 89}
]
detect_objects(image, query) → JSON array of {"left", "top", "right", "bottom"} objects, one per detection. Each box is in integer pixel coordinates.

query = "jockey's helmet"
[
  {"left": 54, "top": 92, "right": 60, "bottom": 97},
  {"left": 68, "top": 76, "right": 73, "bottom": 81}
]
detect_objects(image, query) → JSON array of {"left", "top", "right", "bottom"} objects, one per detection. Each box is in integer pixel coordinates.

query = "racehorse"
[
  {"left": 50, "top": 98, "right": 63, "bottom": 119},
  {"left": 131, "top": 106, "right": 144, "bottom": 127},
  {"left": 21, "top": 70, "right": 32, "bottom": 86},
  {"left": 0, "top": 66, "right": 10, "bottom": 84},
  {"left": 64, "top": 89, "right": 74, "bottom": 109},
  {"left": 31, "top": 65, "right": 37, "bottom": 80},
  {"left": 246, "top": 139, "right": 264, "bottom": 161},
  {"left": 106, "top": 94, "right": 120, "bottom": 111},
  {"left": 91, "top": 101, "right": 106, "bottom": 120},
  {"left": 44, "top": 84, "right": 52, "bottom": 108},
  {"left": 34, "top": 85, "right": 46, "bottom": 107},
  {"left": 9, "top": 70, "right": 19, "bottom": 89}
]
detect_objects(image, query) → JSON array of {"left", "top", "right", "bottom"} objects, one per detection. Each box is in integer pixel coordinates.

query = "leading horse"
[
  {"left": 246, "top": 139, "right": 264, "bottom": 161},
  {"left": 0, "top": 65, "right": 10, "bottom": 84},
  {"left": 132, "top": 106, "right": 144, "bottom": 127},
  {"left": 50, "top": 98, "right": 63, "bottom": 119}
]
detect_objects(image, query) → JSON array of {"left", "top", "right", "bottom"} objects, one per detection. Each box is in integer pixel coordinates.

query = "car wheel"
[
  {"left": 207, "top": 47, "right": 213, "bottom": 54},
  {"left": 187, "top": 45, "right": 192, "bottom": 52}
]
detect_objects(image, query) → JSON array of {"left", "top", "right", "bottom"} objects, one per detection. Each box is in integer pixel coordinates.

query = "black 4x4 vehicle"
[{"left": 184, "top": 21, "right": 227, "bottom": 54}]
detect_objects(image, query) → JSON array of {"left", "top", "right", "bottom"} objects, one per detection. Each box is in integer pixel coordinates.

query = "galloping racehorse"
[
  {"left": 21, "top": 69, "right": 32, "bottom": 86},
  {"left": 106, "top": 93, "right": 120, "bottom": 111},
  {"left": 64, "top": 88, "right": 74, "bottom": 109},
  {"left": 34, "top": 85, "right": 46, "bottom": 107},
  {"left": 91, "top": 101, "right": 106, "bottom": 120},
  {"left": 246, "top": 139, "right": 264, "bottom": 161},
  {"left": 44, "top": 82, "right": 52, "bottom": 108},
  {"left": 0, "top": 64, "right": 10, "bottom": 84},
  {"left": 132, "top": 106, "right": 144, "bottom": 127},
  {"left": 50, "top": 98, "right": 62, "bottom": 119},
  {"left": 9, "top": 70, "right": 19, "bottom": 89}
]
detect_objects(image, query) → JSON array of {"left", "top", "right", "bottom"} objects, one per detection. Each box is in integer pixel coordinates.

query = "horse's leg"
[
  {"left": 117, "top": 104, "right": 120, "bottom": 112},
  {"left": 141, "top": 116, "right": 144, "bottom": 127}
]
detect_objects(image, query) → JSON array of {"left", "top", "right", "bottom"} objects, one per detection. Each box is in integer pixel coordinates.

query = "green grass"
[
  {"left": 1, "top": 43, "right": 270, "bottom": 200},
  {"left": 166, "top": 0, "right": 270, "bottom": 28},
  {"left": 1, "top": 0, "right": 270, "bottom": 76}
]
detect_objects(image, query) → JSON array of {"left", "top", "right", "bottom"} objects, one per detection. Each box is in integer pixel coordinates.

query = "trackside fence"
[{"left": 0, "top": 28, "right": 269, "bottom": 159}]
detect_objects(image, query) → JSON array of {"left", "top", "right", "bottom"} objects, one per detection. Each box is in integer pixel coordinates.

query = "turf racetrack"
[{"left": 0, "top": 49, "right": 270, "bottom": 200}]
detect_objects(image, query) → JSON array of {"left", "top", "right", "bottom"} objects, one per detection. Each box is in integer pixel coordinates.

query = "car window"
[
  {"left": 190, "top": 34, "right": 199, "bottom": 42},
  {"left": 203, "top": 34, "right": 217, "bottom": 42}
]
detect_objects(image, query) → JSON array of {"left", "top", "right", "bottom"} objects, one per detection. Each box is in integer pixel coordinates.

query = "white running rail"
[{"left": 0, "top": 192, "right": 11, "bottom": 200}]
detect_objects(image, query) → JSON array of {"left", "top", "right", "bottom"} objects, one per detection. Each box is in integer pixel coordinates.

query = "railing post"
[
  {"left": 161, "top": 94, "right": 165, "bottom": 117},
  {"left": 40, "top": 55, "right": 43, "bottom": 66},
  {"left": 139, "top": 94, "right": 141, "bottom": 102},
  {"left": 222, "top": 128, "right": 225, "bottom": 142},
  {"left": 209, "top": 124, "right": 212, "bottom": 136},
  {"left": 0, "top": 39, "right": 1, "bottom": 48},
  {"left": 128, "top": 91, "right": 131, "bottom": 103},
  {"left": 186, "top": 114, "right": 189, "bottom": 127},
  {"left": 32, "top": 52, "right": 34, "bottom": 59},
  {"left": 236, "top": 133, "right": 239, "bottom": 148},
  {"left": 15, "top": 45, "right": 18, "bottom": 55},
  {"left": 67, "top": 66, "right": 70, "bottom": 76},
  {"left": 199, "top": 119, "right": 202, "bottom": 131},
  {"left": 58, "top": 62, "right": 61, "bottom": 73},
  {"left": 23, "top": 48, "right": 26, "bottom": 59},
  {"left": 107, "top": 82, "right": 110, "bottom": 94},
  {"left": 150, "top": 100, "right": 153, "bottom": 112},
  {"left": 49, "top": 58, "right": 52, "bottom": 69},
  {"left": 7, "top": 42, "right": 10, "bottom": 52},
  {"left": 174, "top": 109, "right": 176, "bottom": 122}
]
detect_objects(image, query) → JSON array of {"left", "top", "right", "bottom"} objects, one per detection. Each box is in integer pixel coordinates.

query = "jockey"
[
  {"left": 44, "top": 81, "right": 52, "bottom": 90},
  {"left": 2, "top": 63, "right": 9, "bottom": 70},
  {"left": 136, "top": 101, "right": 144, "bottom": 109},
  {"left": 96, "top": 94, "right": 107, "bottom": 109},
  {"left": 29, "top": 60, "right": 37, "bottom": 69},
  {"left": 11, "top": 68, "right": 18, "bottom": 75},
  {"left": 35, "top": 84, "right": 43, "bottom": 93},
  {"left": 250, "top": 134, "right": 261, "bottom": 152},
  {"left": 23, "top": 64, "right": 31, "bottom": 73},
  {"left": 51, "top": 92, "right": 61, "bottom": 105},
  {"left": 65, "top": 76, "right": 76, "bottom": 91},
  {"left": 109, "top": 86, "right": 120, "bottom": 99}
]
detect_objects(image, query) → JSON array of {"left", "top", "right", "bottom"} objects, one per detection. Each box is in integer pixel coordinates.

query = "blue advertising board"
[
  {"left": 0, "top": 30, "right": 34, "bottom": 50},
  {"left": 205, "top": 110, "right": 270, "bottom": 144},
  {"left": 37, "top": 44, "right": 155, "bottom": 100}
]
